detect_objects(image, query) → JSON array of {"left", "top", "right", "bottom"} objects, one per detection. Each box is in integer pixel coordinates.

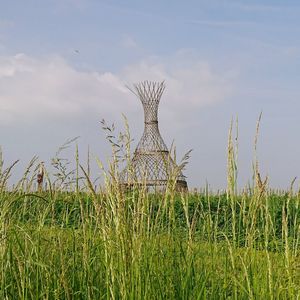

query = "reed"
[{"left": 0, "top": 118, "right": 300, "bottom": 299}]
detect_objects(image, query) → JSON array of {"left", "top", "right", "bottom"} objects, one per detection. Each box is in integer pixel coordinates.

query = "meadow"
[{"left": 1, "top": 119, "right": 300, "bottom": 299}]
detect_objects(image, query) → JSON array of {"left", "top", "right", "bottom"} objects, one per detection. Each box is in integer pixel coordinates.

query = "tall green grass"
[{"left": 1, "top": 119, "right": 300, "bottom": 299}]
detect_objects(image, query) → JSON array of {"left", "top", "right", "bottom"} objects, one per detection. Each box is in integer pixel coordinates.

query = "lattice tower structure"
[{"left": 120, "top": 81, "right": 188, "bottom": 191}]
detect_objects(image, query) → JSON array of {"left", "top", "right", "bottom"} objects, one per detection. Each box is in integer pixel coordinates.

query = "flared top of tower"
[{"left": 129, "top": 81, "right": 165, "bottom": 123}]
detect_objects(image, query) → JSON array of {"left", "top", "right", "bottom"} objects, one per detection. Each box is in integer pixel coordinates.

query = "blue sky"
[{"left": 1, "top": 0, "right": 300, "bottom": 189}]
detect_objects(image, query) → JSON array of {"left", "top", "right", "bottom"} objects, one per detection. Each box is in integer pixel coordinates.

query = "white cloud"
[
  {"left": 0, "top": 54, "right": 131, "bottom": 125},
  {"left": 0, "top": 53, "right": 234, "bottom": 126},
  {"left": 122, "top": 60, "right": 234, "bottom": 109}
]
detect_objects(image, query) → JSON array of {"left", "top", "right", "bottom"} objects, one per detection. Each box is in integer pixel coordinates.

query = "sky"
[{"left": 1, "top": 0, "right": 300, "bottom": 190}]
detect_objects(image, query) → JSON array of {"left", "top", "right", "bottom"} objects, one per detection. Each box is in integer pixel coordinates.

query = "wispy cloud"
[
  {"left": 235, "top": 3, "right": 291, "bottom": 12},
  {"left": 0, "top": 19, "right": 14, "bottom": 29},
  {"left": 121, "top": 35, "right": 139, "bottom": 49},
  {"left": 189, "top": 19, "right": 256, "bottom": 27},
  {"left": 51, "top": 0, "right": 89, "bottom": 14}
]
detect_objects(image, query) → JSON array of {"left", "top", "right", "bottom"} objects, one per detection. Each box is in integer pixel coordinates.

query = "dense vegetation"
[
  {"left": 1, "top": 186, "right": 300, "bottom": 299},
  {"left": 1, "top": 119, "right": 300, "bottom": 299}
]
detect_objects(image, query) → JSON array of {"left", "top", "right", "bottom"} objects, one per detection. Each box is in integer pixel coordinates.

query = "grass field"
[
  {"left": 1, "top": 187, "right": 300, "bottom": 299},
  {"left": 1, "top": 120, "right": 300, "bottom": 299}
]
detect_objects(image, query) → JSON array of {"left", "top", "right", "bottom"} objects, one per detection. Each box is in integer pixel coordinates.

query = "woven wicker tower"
[{"left": 120, "top": 81, "right": 188, "bottom": 191}]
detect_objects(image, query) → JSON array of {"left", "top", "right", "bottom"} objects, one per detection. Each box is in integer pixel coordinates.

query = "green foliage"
[
  {"left": 1, "top": 116, "right": 300, "bottom": 299},
  {"left": 1, "top": 189, "right": 300, "bottom": 299}
]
